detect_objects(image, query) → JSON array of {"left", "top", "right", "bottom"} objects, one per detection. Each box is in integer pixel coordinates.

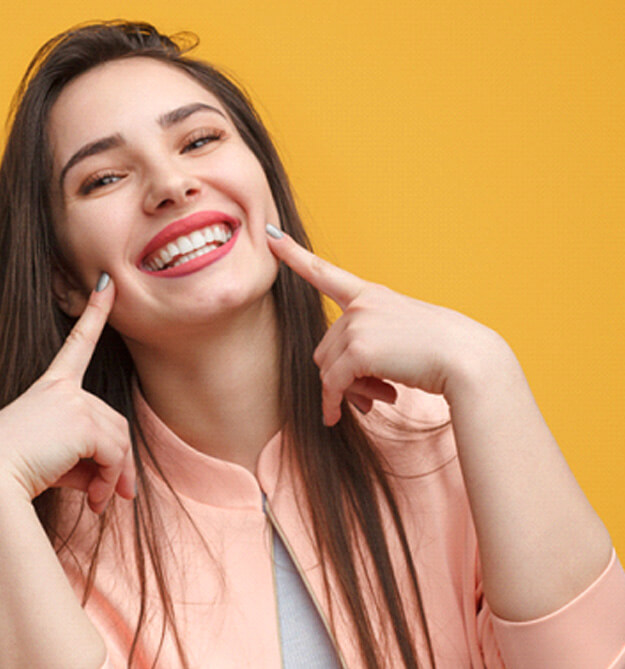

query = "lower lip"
[{"left": 141, "top": 226, "right": 240, "bottom": 278}]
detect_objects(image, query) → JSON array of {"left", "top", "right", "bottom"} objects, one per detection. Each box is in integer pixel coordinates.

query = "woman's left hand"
[
  {"left": 266, "top": 227, "right": 509, "bottom": 426},
  {"left": 267, "top": 227, "right": 616, "bottom": 627}
]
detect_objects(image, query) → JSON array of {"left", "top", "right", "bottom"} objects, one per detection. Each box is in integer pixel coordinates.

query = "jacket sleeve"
[
  {"left": 371, "top": 385, "right": 625, "bottom": 668},
  {"left": 477, "top": 548, "right": 625, "bottom": 668}
]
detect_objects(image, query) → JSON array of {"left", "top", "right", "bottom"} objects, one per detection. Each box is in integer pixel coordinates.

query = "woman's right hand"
[{"left": 0, "top": 275, "right": 135, "bottom": 513}]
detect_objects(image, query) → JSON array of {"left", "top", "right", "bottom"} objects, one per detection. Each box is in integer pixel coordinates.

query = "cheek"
[
  {"left": 54, "top": 211, "right": 122, "bottom": 288},
  {"left": 211, "top": 148, "right": 275, "bottom": 213},
  {"left": 248, "top": 165, "right": 276, "bottom": 212}
]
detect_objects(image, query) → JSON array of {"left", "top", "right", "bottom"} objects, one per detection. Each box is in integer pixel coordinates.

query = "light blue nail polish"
[
  {"left": 266, "top": 223, "right": 284, "bottom": 239},
  {"left": 95, "top": 272, "right": 110, "bottom": 292}
]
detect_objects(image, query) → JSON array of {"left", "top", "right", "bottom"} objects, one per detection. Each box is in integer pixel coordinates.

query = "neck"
[{"left": 126, "top": 295, "right": 282, "bottom": 473}]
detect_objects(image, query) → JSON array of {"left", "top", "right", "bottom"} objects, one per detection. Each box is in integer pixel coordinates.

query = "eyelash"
[
  {"left": 80, "top": 171, "right": 123, "bottom": 195},
  {"left": 78, "top": 129, "right": 225, "bottom": 195},
  {"left": 181, "top": 129, "right": 225, "bottom": 153}
]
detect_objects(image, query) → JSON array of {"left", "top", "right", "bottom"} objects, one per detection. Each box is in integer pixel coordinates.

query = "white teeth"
[
  {"left": 144, "top": 222, "right": 234, "bottom": 271},
  {"left": 166, "top": 241, "right": 180, "bottom": 259},
  {"left": 170, "top": 244, "right": 219, "bottom": 267},
  {"left": 177, "top": 236, "right": 194, "bottom": 254},
  {"left": 190, "top": 230, "right": 205, "bottom": 250}
]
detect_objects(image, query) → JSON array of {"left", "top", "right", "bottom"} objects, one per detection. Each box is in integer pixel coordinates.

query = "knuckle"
[
  {"left": 346, "top": 338, "right": 369, "bottom": 361},
  {"left": 321, "top": 368, "right": 346, "bottom": 396},
  {"left": 359, "top": 283, "right": 384, "bottom": 305},
  {"left": 320, "top": 370, "right": 334, "bottom": 391},
  {"left": 97, "top": 442, "right": 125, "bottom": 475},
  {"left": 66, "top": 326, "right": 97, "bottom": 350},
  {"left": 309, "top": 254, "right": 328, "bottom": 277},
  {"left": 78, "top": 411, "right": 98, "bottom": 435},
  {"left": 108, "top": 432, "right": 127, "bottom": 455},
  {"left": 111, "top": 412, "right": 130, "bottom": 435},
  {"left": 113, "top": 442, "right": 127, "bottom": 463},
  {"left": 114, "top": 422, "right": 132, "bottom": 451},
  {"left": 343, "top": 319, "right": 359, "bottom": 338},
  {"left": 345, "top": 302, "right": 363, "bottom": 317},
  {"left": 84, "top": 297, "right": 107, "bottom": 318},
  {"left": 38, "top": 376, "right": 68, "bottom": 393},
  {"left": 117, "top": 435, "right": 132, "bottom": 458}
]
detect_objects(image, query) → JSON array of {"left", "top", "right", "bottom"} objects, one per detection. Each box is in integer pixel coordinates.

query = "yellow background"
[{"left": 1, "top": 2, "right": 623, "bottom": 553}]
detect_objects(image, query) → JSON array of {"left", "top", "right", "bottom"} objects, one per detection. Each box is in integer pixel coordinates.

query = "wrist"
[
  {"left": 444, "top": 329, "right": 521, "bottom": 408},
  {"left": 0, "top": 467, "right": 35, "bottom": 505}
]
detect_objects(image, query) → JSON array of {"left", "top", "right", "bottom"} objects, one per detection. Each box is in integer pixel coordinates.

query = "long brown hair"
[{"left": 0, "top": 21, "right": 437, "bottom": 668}]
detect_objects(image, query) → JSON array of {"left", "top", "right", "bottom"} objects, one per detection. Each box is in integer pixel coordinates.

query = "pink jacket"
[{"left": 58, "top": 386, "right": 625, "bottom": 668}]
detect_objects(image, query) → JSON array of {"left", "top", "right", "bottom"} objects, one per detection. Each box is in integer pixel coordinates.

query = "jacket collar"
[{"left": 133, "top": 382, "right": 283, "bottom": 511}]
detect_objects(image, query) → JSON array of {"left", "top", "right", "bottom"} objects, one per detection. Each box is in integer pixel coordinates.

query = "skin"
[
  {"left": 0, "top": 282, "right": 121, "bottom": 667},
  {"left": 0, "top": 55, "right": 614, "bottom": 668},
  {"left": 266, "top": 231, "right": 612, "bottom": 622},
  {"left": 49, "top": 58, "right": 281, "bottom": 339},
  {"left": 48, "top": 58, "right": 284, "bottom": 472}
]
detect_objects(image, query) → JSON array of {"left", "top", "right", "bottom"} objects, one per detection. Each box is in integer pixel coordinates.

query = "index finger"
[
  {"left": 47, "top": 273, "right": 115, "bottom": 380},
  {"left": 266, "top": 226, "right": 364, "bottom": 310}
]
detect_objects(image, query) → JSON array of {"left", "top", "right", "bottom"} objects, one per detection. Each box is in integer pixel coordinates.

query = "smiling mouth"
[{"left": 142, "top": 222, "right": 234, "bottom": 272}]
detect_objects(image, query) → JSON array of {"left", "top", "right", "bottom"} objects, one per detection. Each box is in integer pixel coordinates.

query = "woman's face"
[{"left": 48, "top": 57, "right": 281, "bottom": 345}]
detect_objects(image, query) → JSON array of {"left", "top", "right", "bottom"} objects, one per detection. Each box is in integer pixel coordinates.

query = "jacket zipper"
[{"left": 262, "top": 497, "right": 349, "bottom": 669}]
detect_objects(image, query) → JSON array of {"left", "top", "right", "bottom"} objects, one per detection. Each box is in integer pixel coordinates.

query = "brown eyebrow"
[
  {"left": 58, "top": 103, "right": 226, "bottom": 191},
  {"left": 157, "top": 102, "right": 226, "bottom": 128},
  {"left": 59, "top": 134, "right": 124, "bottom": 190}
]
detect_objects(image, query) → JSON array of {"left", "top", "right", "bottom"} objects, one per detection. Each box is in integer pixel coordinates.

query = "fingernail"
[
  {"left": 266, "top": 224, "right": 284, "bottom": 239},
  {"left": 95, "top": 272, "right": 110, "bottom": 292}
]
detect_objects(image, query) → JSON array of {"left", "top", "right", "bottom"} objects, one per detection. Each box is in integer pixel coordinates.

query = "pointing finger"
[
  {"left": 266, "top": 225, "right": 364, "bottom": 310},
  {"left": 46, "top": 273, "right": 115, "bottom": 381}
]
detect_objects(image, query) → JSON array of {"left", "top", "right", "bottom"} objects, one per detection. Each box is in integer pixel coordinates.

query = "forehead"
[{"left": 48, "top": 58, "right": 226, "bottom": 161}]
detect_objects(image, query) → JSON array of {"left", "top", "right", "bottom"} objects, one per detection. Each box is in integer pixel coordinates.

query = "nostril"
[{"left": 156, "top": 198, "right": 175, "bottom": 210}]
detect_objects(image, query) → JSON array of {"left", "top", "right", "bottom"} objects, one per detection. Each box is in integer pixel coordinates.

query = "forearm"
[
  {"left": 0, "top": 478, "right": 106, "bottom": 669},
  {"left": 447, "top": 337, "right": 613, "bottom": 622},
  {"left": 265, "top": 231, "right": 616, "bottom": 622}
]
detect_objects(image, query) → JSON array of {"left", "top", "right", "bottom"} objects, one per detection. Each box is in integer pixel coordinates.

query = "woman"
[{"left": 0, "top": 20, "right": 622, "bottom": 669}]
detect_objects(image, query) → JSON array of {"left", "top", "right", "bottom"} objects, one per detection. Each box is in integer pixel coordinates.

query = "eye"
[
  {"left": 181, "top": 129, "right": 225, "bottom": 154},
  {"left": 80, "top": 171, "right": 124, "bottom": 195}
]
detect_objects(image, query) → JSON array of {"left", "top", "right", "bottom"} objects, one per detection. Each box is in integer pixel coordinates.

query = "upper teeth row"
[{"left": 145, "top": 223, "right": 232, "bottom": 270}]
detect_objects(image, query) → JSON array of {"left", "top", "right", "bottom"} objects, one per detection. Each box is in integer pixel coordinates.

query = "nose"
[{"left": 143, "top": 162, "right": 202, "bottom": 213}]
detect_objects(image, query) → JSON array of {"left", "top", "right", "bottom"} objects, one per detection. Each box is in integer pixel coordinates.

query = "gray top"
[
  {"left": 263, "top": 493, "right": 341, "bottom": 669},
  {"left": 270, "top": 523, "right": 342, "bottom": 668}
]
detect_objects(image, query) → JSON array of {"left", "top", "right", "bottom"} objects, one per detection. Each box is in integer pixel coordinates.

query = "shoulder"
[{"left": 357, "top": 384, "right": 457, "bottom": 477}]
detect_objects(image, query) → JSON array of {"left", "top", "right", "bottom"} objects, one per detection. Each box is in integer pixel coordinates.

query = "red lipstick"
[{"left": 138, "top": 210, "right": 240, "bottom": 278}]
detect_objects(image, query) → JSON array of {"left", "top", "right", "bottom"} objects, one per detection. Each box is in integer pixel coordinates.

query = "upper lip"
[{"left": 137, "top": 210, "right": 240, "bottom": 266}]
